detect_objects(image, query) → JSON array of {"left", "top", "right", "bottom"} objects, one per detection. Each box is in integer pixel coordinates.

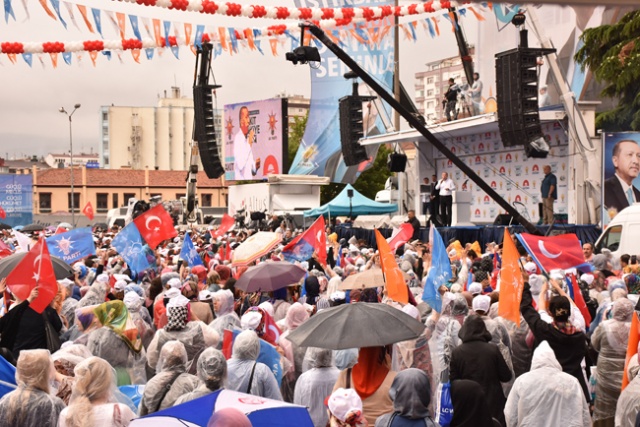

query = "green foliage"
[
  {"left": 353, "top": 144, "right": 394, "bottom": 200},
  {"left": 286, "top": 113, "right": 308, "bottom": 173},
  {"left": 320, "top": 182, "right": 346, "bottom": 205},
  {"left": 575, "top": 10, "right": 640, "bottom": 130}
]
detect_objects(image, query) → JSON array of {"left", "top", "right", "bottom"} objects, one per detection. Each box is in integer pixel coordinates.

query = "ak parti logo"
[
  {"left": 226, "top": 118, "right": 234, "bottom": 141},
  {"left": 268, "top": 112, "right": 278, "bottom": 135}
]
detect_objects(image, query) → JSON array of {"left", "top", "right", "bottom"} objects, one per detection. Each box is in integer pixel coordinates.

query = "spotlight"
[
  {"left": 511, "top": 11, "right": 526, "bottom": 27},
  {"left": 285, "top": 46, "right": 321, "bottom": 65}
]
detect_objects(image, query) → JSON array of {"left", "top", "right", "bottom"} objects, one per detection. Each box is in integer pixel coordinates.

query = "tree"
[
  {"left": 575, "top": 10, "right": 640, "bottom": 130},
  {"left": 286, "top": 113, "right": 308, "bottom": 173}
]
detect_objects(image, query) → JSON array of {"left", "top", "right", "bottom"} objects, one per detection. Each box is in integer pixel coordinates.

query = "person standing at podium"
[{"left": 436, "top": 172, "right": 455, "bottom": 226}]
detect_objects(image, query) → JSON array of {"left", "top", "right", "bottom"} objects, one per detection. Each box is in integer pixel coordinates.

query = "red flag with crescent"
[
  {"left": 516, "top": 233, "right": 588, "bottom": 273},
  {"left": 82, "top": 201, "right": 95, "bottom": 220},
  {"left": 133, "top": 204, "right": 178, "bottom": 249},
  {"left": 5, "top": 238, "right": 58, "bottom": 313}
]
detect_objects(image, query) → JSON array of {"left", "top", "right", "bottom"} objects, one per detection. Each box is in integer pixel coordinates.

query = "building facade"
[
  {"left": 44, "top": 152, "right": 99, "bottom": 169},
  {"left": 415, "top": 48, "right": 475, "bottom": 123},
  {"left": 275, "top": 92, "right": 310, "bottom": 134},
  {"left": 100, "top": 87, "right": 222, "bottom": 171},
  {"left": 33, "top": 167, "right": 227, "bottom": 215}
]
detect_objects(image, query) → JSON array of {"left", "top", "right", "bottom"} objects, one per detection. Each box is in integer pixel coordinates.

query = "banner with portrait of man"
[{"left": 603, "top": 132, "right": 640, "bottom": 224}]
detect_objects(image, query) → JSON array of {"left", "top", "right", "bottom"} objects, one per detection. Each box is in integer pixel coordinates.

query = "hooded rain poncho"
[
  {"left": 175, "top": 347, "right": 227, "bottom": 405},
  {"left": 209, "top": 289, "right": 241, "bottom": 341},
  {"left": 294, "top": 347, "right": 340, "bottom": 427},
  {"left": 504, "top": 341, "right": 590, "bottom": 427}
]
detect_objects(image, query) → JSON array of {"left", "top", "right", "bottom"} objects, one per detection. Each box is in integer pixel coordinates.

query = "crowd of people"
[{"left": 0, "top": 217, "right": 639, "bottom": 427}]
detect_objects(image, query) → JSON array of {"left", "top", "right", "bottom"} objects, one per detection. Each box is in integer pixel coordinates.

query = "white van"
[{"left": 594, "top": 204, "right": 640, "bottom": 261}]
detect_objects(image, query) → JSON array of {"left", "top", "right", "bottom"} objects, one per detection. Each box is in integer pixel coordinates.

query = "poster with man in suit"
[{"left": 603, "top": 133, "right": 640, "bottom": 223}]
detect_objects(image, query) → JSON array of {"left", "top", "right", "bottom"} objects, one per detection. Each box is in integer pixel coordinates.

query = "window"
[
  {"left": 176, "top": 193, "right": 186, "bottom": 200},
  {"left": 96, "top": 193, "right": 108, "bottom": 213},
  {"left": 40, "top": 193, "right": 52, "bottom": 213},
  {"left": 427, "top": 89, "right": 434, "bottom": 97},
  {"left": 102, "top": 112, "right": 108, "bottom": 121},
  {"left": 112, "top": 193, "right": 119, "bottom": 208},
  {"left": 68, "top": 192, "right": 80, "bottom": 212},
  {"left": 427, "top": 101, "right": 435, "bottom": 109},
  {"left": 123, "top": 193, "right": 136, "bottom": 205},
  {"left": 427, "top": 77, "right": 434, "bottom": 84},
  {"left": 596, "top": 225, "right": 622, "bottom": 252},
  {"left": 201, "top": 194, "right": 212, "bottom": 207}
]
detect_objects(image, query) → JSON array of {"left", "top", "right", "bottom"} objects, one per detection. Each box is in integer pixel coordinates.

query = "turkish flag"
[
  {"left": 375, "top": 229, "right": 409, "bottom": 304},
  {"left": 0, "top": 205, "right": 6, "bottom": 220},
  {"left": 517, "top": 233, "right": 587, "bottom": 273},
  {"left": 0, "top": 239, "right": 12, "bottom": 259},
  {"left": 387, "top": 223, "right": 413, "bottom": 252},
  {"left": 82, "top": 202, "right": 95, "bottom": 220},
  {"left": 5, "top": 238, "right": 59, "bottom": 313},
  {"left": 213, "top": 214, "right": 235, "bottom": 238},
  {"left": 133, "top": 204, "right": 178, "bottom": 249},
  {"left": 568, "top": 273, "right": 591, "bottom": 328}
]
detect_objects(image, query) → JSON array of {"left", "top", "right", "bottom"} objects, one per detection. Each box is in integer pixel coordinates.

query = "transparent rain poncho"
[
  {"left": 280, "top": 303, "right": 310, "bottom": 402},
  {"left": 227, "top": 330, "right": 282, "bottom": 400},
  {"left": 77, "top": 282, "right": 109, "bottom": 309},
  {"left": 139, "top": 341, "right": 200, "bottom": 415},
  {"left": 146, "top": 319, "right": 217, "bottom": 372},
  {"left": 209, "top": 290, "right": 241, "bottom": 340},
  {"left": 0, "top": 349, "right": 65, "bottom": 427},
  {"left": 591, "top": 297, "right": 634, "bottom": 424},
  {"left": 615, "top": 349, "right": 640, "bottom": 427},
  {"left": 59, "top": 356, "right": 137, "bottom": 427},
  {"left": 174, "top": 348, "right": 227, "bottom": 405},
  {"left": 123, "top": 291, "right": 155, "bottom": 350},
  {"left": 294, "top": 347, "right": 339, "bottom": 427},
  {"left": 488, "top": 303, "right": 533, "bottom": 378},
  {"left": 504, "top": 341, "right": 590, "bottom": 427}
]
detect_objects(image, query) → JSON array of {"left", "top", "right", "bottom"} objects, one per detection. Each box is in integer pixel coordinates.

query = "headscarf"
[
  {"left": 450, "top": 379, "right": 495, "bottom": 427},
  {"left": 207, "top": 408, "right": 251, "bottom": 427},
  {"left": 93, "top": 300, "right": 142, "bottom": 353},
  {"left": 166, "top": 306, "right": 189, "bottom": 331},
  {"left": 285, "top": 302, "right": 309, "bottom": 331},
  {"left": 388, "top": 368, "right": 431, "bottom": 419},
  {"left": 212, "top": 289, "right": 235, "bottom": 317},
  {"left": 351, "top": 346, "right": 390, "bottom": 400},
  {"left": 612, "top": 298, "right": 635, "bottom": 322},
  {"left": 240, "top": 306, "right": 281, "bottom": 346},
  {"left": 75, "top": 304, "right": 101, "bottom": 334},
  {"left": 215, "top": 265, "right": 231, "bottom": 283},
  {"left": 197, "top": 348, "right": 227, "bottom": 391},
  {"left": 304, "top": 276, "right": 320, "bottom": 305},
  {"left": 191, "top": 265, "right": 207, "bottom": 283}
]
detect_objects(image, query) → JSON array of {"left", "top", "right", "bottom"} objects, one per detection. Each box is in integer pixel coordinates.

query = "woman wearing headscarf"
[
  {"left": 279, "top": 302, "right": 309, "bottom": 402},
  {"left": 85, "top": 300, "right": 147, "bottom": 385},
  {"left": 520, "top": 279, "right": 590, "bottom": 402},
  {"left": 209, "top": 289, "right": 241, "bottom": 341},
  {"left": 226, "top": 330, "right": 283, "bottom": 400},
  {"left": 123, "top": 291, "right": 155, "bottom": 350},
  {"left": 0, "top": 349, "right": 65, "bottom": 427},
  {"left": 450, "top": 380, "right": 497, "bottom": 427},
  {"left": 591, "top": 297, "right": 635, "bottom": 426},
  {"left": 392, "top": 304, "right": 433, "bottom": 381},
  {"left": 332, "top": 346, "right": 397, "bottom": 426},
  {"left": 182, "top": 279, "right": 214, "bottom": 324},
  {"left": 294, "top": 347, "right": 340, "bottom": 427},
  {"left": 139, "top": 341, "right": 200, "bottom": 415},
  {"left": 59, "top": 356, "right": 137, "bottom": 427},
  {"left": 51, "top": 344, "right": 93, "bottom": 405},
  {"left": 615, "top": 343, "right": 640, "bottom": 427},
  {"left": 375, "top": 368, "right": 438, "bottom": 427},
  {"left": 504, "top": 341, "right": 590, "bottom": 427},
  {"left": 300, "top": 276, "right": 320, "bottom": 306},
  {"left": 449, "top": 315, "right": 511, "bottom": 426},
  {"left": 175, "top": 348, "right": 227, "bottom": 404},
  {"left": 147, "top": 296, "right": 218, "bottom": 372}
]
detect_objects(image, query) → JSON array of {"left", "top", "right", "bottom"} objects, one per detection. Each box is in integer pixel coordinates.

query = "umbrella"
[
  {"left": 0, "top": 223, "right": 11, "bottom": 231},
  {"left": 0, "top": 252, "right": 73, "bottom": 279},
  {"left": 286, "top": 302, "right": 426, "bottom": 350},
  {"left": 232, "top": 232, "right": 282, "bottom": 267},
  {"left": 235, "top": 261, "right": 306, "bottom": 293},
  {"left": 130, "top": 389, "right": 313, "bottom": 427},
  {"left": 339, "top": 268, "right": 411, "bottom": 290},
  {"left": 21, "top": 224, "right": 44, "bottom": 233},
  {"left": 93, "top": 222, "right": 108, "bottom": 231}
]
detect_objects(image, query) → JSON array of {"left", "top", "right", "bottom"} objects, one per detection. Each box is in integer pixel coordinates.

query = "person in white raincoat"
[
  {"left": 504, "top": 341, "right": 590, "bottom": 427},
  {"left": 614, "top": 343, "right": 640, "bottom": 427}
]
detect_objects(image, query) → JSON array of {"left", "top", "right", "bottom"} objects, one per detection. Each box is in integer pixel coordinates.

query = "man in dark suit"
[
  {"left": 604, "top": 139, "right": 640, "bottom": 214},
  {"left": 429, "top": 174, "right": 440, "bottom": 226}
]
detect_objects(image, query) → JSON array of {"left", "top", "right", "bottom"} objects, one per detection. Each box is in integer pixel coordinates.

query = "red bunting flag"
[
  {"left": 213, "top": 214, "right": 235, "bottom": 238},
  {"left": 498, "top": 230, "right": 524, "bottom": 326},
  {"left": 0, "top": 205, "right": 6, "bottom": 220},
  {"left": 387, "top": 223, "right": 413, "bottom": 253},
  {"left": 5, "top": 238, "right": 58, "bottom": 313},
  {"left": 82, "top": 201, "right": 95, "bottom": 220},
  {"left": 375, "top": 229, "right": 409, "bottom": 304},
  {"left": 133, "top": 204, "right": 178, "bottom": 249}
]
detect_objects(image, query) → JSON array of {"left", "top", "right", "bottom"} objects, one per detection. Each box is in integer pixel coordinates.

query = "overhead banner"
[
  {"left": 603, "top": 132, "right": 640, "bottom": 224},
  {"left": 288, "top": 0, "right": 394, "bottom": 183},
  {"left": 0, "top": 174, "right": 33, "bottom": 226},
  {"left": 224, "top": 98, "right": 288, "bottom": 181}
]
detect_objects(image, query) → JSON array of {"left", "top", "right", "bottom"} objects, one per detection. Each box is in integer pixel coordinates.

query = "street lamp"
[{"left": 59, "top": 104, "right": 81, "bottom": 227}]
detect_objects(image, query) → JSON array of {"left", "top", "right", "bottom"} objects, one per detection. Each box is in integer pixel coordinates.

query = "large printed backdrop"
[{"left": 434, "top": 122, "right": 569, "bottom": 223}]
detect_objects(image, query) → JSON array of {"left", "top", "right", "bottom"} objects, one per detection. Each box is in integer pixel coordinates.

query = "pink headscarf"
[{"left": 285, "top": 302, "right": 310, "bottom": 331}]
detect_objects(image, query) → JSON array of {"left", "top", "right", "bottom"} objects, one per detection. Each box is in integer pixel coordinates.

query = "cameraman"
[{"left": 444, "top": 78, "right": 460, "bottom": 121}]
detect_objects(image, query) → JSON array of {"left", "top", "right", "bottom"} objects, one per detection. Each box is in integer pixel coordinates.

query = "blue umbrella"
[{"left": 130, "top": 389, "right": 313, "bottom": 427}]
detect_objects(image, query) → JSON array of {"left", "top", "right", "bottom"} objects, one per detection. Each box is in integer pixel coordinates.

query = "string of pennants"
[{"left": 0, "top": 0, "right": 488, "bottom": 67}]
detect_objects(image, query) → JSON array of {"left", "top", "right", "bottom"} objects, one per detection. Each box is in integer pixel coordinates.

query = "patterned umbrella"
[{"left": 232, "top": 232, "right": 282, "bottom": 267}]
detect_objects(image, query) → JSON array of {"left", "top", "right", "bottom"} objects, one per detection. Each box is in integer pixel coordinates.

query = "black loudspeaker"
[
  {"left": 495, "top": 49, "right": 543, "bottom": 149},
  {"left": 339, "top": 95, "right": 368, "bottom": 166},
  {"left": 194, "top": 85, "right": 225, "bottom": 179},
  {"left": 388, "top": 153, "right": 407, "bottom": 172},
  {"left": 493, "top": 214, "right": 519, "bottom": 226}
]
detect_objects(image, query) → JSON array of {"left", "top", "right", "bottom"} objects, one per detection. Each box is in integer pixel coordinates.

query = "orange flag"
[
  {"left": 622, "top": 312, "right": 640, "bottom": 390},
  {"left": 375, "top": 229, "right": 408, "bottom": 304},
  {"left": 498, "top": 229, "right": 524, "bottom": 326}
]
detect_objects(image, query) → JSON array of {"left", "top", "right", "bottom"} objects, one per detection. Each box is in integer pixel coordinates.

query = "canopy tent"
[{"left": 304, "top": 184, "right": 398, "bottom": 218}]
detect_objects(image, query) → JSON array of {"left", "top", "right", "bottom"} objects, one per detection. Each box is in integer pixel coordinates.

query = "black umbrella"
[
  {"left": 0, "top": 252, "right": 73, "bottom": 279},
  {"left": 93, "top": 222, "right": 109, "bottom": 231},
  {"left": 0, "top": 222, "right": 11, "bottom": 230},
  {"left": 286, "top": 302, "right": 426, "bottom": 350},
  {"left": 21, "top": 224, "right": 45, "bottom": 233}
]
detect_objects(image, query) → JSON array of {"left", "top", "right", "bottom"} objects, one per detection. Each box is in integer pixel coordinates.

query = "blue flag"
[
  {"left": 129, "top": 15, "right": 141, "bottom": 40},
  {"left": 422, "top": 225, "right": 451, "bottom": 313},
  {"left": 112, "top": 223, "right": 153, "bottom": 275},
  {"left": 46, "top": 227, "right": 96, "bottom": 264},
  {"left": 179, "top": 233, "right": 203, "bottom": 267}
]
